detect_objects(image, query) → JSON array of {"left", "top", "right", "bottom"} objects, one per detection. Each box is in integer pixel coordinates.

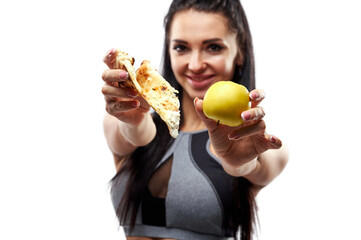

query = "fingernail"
[
  {"left": 241, "top": 111, "right": 252, "bottom": 121},
  {"left": 107, "top": 48, "right": 115, "bottom": 55},
  {"left": 106, "top": 48, "right": 115, "bottom": 59},
  {"left": 131, "top": 101, "right": 140, "bottom": 107},
  {"left": 119, "top": 71, "right": 128, "bottom": 80},
  {"left": 193, "top": 97, "right": 199, "bottom": 105},
  {"left": 126, "top": 90, "right": 138, "bottom": 98},
  {"left": 250, "top": 91, "right": 259, "bottom": 101},
  {"left": 270, "top": 136, "right": 277, "bottom": 143}
]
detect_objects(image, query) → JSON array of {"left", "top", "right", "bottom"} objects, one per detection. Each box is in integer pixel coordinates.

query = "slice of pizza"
[
  {"left": 136, "top": 60, "right": 180, "bottom": 138},
  {"left": 112, "top": 49, "right": 180, "bottom": 138}
]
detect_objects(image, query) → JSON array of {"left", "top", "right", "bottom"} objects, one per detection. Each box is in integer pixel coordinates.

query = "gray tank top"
[{"left": 111, "top": 130, "right": 236, "bottom": 240}]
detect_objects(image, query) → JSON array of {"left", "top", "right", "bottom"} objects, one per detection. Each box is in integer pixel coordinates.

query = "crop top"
[{"left": 111, "top": 130, "right": 236, "bottom": 240}]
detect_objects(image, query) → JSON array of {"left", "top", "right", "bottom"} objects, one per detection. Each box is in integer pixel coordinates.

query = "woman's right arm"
[
  {"left": 101, "top": 50, "right": 156, "bottom": 165},
  {"left": 103, "top": 112, "right": 156, "bottom": 158}
]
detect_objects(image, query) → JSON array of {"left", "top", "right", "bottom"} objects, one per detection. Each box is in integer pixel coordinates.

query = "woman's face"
[{"left": 169, "top": 9, "right": 242, "bottom": 100}]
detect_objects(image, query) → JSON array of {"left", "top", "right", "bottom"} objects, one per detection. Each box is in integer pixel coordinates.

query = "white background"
[{"left": 0, "top": 0, "right": 360, "bottom": 239}]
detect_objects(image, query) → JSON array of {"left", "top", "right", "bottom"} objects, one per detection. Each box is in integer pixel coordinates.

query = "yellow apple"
[{"left": 203, "top": 81, "right": 250, "bottom": 127}]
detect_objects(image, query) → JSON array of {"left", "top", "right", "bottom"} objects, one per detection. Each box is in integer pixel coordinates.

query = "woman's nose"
[{"left": 188, "top": 51, "right": 205, "bottom": 73}]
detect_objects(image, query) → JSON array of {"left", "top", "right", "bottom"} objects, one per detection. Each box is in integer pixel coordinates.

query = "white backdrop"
[{"left": 0, "top": 0, "right": 360, "bottom": 239}]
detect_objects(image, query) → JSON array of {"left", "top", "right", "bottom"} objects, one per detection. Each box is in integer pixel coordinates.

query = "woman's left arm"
[
  {"left": 242, "top": 145, "right": 289, "bottom": 188},
  {"left": 194, "top": 89, "right": 289, "bottom": 187}
]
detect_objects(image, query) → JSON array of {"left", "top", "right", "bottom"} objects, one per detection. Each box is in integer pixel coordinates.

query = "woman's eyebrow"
[
  {"left": 172, "top": 38, "right": 223, "bottom": 44},
  {"left": 172, "top": 39, "right": 188, "bottom": 44}
]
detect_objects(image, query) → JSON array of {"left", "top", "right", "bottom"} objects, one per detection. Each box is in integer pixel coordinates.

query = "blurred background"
[{"left": 0, "top": 0, "right": 360, "bottom": 239}]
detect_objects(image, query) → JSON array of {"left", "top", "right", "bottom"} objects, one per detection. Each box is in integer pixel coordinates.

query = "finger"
[
  {"left": 106, "top": 100, "right": 140, "bottom": 114},
  {"left": 228, "top": 120, "right": 266, "bottom": 140},
  {"left": 265, "top": 134, "right": 282, "bottom": 149},
  {"left": 102, "top": 69, "right": 129, "bottom": 84},
  {"left": 249, "top": 89, "right": 266, "bottom": 108},
  {"left": 194, "top": 97, "right": 219, "bottom": 132},
  {"left": 103, "top": 48, "right": 117, "bottom": 69},
  {"left": 102, "top": 85, "right": 138, "bottom": 99},
  {"left": 241, "top": 106, "right": 265, "bottom": 122}
]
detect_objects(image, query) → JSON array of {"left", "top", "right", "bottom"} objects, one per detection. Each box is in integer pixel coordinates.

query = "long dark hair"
[{"left": 111, "top": 0, "right": 257, "bottom": 239}]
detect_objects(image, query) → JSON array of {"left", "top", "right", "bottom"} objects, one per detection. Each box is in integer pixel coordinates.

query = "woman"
[{"left": 101, "top": 0, "right": 288, "bottom": 239}]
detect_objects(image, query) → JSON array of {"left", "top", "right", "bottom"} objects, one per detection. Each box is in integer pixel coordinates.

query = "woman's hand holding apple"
[{"left": 194, "top": 83, "right": 282, "bottom": 177}]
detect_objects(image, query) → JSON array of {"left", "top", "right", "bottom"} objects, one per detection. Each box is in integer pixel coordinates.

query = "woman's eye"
[
  {"left": 207, "top": 44, "right": 223, "bottom": 52},
  {"left": 173, "top": 45, "right": 188, "bottom": 52}
]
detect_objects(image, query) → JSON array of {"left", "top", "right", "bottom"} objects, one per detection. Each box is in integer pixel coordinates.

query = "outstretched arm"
[
  {"left": 101, "top": 49, "right": 156, "bottom": 166},
  {"left": 194, "top": 89, "right": 288, "bottom": 187}
]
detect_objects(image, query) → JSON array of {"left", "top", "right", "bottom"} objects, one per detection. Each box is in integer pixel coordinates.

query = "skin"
[
  {"left": 102, "top": 9, "right": 288, "bottom": 240},
  {"left": 169, "top": 10, "right": 242, "bottom": 100}
]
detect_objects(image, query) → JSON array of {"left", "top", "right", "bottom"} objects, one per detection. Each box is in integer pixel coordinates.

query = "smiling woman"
[
  {"left": 169, "top": 10, "right": 242, "bottom": 97},
  {"left": 1, "top": 0, "right": 360, "bottom": 239},
  {"left": 97, "top": 1, "right": 361, "bottom": 239},
  {"left": 101, "top": 0, "right": 288, "bottom": 240}
]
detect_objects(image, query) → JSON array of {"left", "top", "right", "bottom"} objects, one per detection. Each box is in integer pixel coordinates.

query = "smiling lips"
[{"left": 186, "top": 74, "right": 215, "bottom": 89}]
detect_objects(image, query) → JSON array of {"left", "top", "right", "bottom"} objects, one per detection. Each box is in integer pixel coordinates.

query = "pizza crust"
[{"left": 113, "top": 49, "right": 180, "bottom": 138}]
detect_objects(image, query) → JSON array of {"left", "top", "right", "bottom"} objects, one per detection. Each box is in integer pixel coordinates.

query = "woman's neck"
[{"left": 180, "top": 92, "right": 206, "bottom": 132}]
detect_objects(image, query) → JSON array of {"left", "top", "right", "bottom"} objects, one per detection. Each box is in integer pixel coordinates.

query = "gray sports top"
[{"left": 111, "top": 130, "right": 236, "bottom": 240}]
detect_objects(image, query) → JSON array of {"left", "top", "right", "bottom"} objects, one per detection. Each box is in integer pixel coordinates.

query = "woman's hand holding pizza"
[{"left": 102, "top": 49, "right": 151, "bottom": 127}]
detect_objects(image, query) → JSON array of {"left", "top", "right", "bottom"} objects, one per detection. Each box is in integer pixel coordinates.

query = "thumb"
[
  {"left": 194, "top": 97, "right": 219, "bottom": 132},
  {"left": 103, "top": 48, "right": 116, "bottom": 69}
]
